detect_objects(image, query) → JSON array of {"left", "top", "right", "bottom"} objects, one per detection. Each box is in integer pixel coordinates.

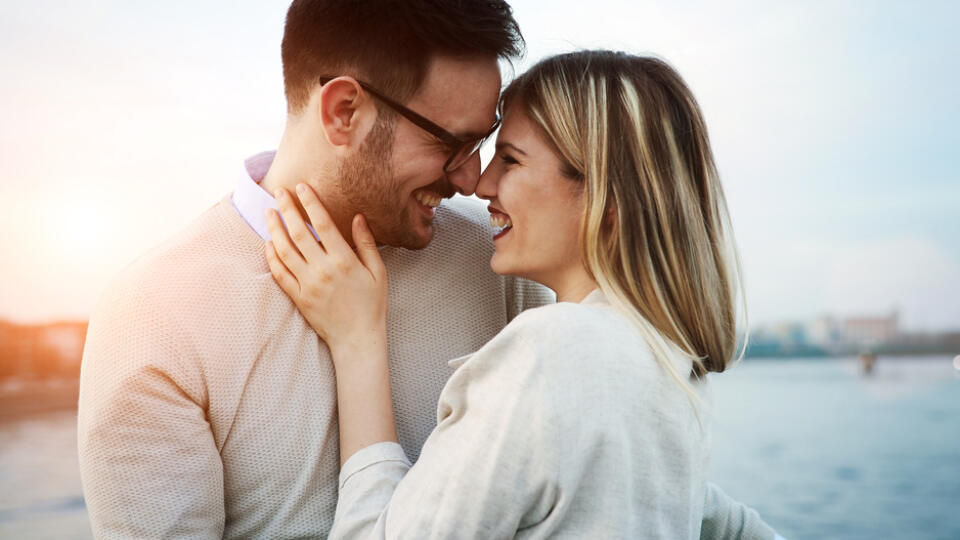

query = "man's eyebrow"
[
  {"left": 455, "top": 130, "right": 486, "bottom": 140},
  {"left": 454, "top": 116, "right": 499, "bottom": 140},
  {"left": 495, "top": 141, "right": 527, "bottom": 156}
]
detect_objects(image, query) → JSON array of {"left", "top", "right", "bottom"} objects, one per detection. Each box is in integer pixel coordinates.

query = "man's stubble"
[{"left": 336, "top": 112, "right": 435, "bottom": 250}]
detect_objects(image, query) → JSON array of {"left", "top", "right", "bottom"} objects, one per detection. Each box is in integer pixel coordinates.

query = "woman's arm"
[
  {"left": 327, "top": 340, "right": 396, "bottom": 466},
  {"left": 264, "top": 183, "right": 397, "bottom": 465},
  {"left": 266, "top": 191, "right": 561, "bottom": 537},
  {"left": 331, "top": 331, "right": 560, "bottom": 538},
  {"left": 701, "top": 483, "right": 780, "bottom": 540}
]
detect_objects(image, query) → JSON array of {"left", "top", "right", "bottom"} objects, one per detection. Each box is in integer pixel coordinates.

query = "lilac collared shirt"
[
  {"left": 232, "top": 150, "right": 325, "bottom": 244},
  {"left": 231, "top": 150, "right": 281, "bottom": 241},
  {"left": 232, "top": 151, "right": 393, "bottom": 250}
]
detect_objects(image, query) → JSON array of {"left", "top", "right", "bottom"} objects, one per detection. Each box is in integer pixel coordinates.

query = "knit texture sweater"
[
  {"left": 78, "top": 195, "right": 553, "bottom": 539},
  {"left": 331, "top": 290, "right": 714, "bottom": 538},
  {"left": 78, "top": 193, "right": 777, "bottom": 540}
]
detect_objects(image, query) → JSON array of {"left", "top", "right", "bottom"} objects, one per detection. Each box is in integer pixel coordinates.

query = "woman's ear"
[
  {"left": 605, "top": 199, "right": 618, "bottom": 227},
  {"left": 316, "top": 77, "right": 376, "bottom": 148}
]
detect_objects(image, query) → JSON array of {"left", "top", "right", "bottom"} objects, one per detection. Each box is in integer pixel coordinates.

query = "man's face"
[{"left": 338, "top": 55, "right": 502, "bottom": 250}]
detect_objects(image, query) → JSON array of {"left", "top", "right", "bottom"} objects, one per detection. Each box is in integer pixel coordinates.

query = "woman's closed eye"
[{"left": 499, "top": 152, "right": 519, "bottom": 166}]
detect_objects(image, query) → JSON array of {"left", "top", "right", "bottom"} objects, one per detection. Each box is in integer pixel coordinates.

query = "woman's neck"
[{"left": 546, "top": 265, "right": 599, "bottom": 304}]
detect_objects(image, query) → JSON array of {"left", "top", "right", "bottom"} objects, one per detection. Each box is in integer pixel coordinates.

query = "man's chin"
[
  {"left": 369, "top": 219, "right": 435, "bottom": 251},
  {"left": 399, "top": 224, "right": 435, "bottom": 251}
]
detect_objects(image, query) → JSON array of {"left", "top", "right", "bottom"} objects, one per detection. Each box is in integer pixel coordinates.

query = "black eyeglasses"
[{"left": 319, "top": 76, "right": 500, "bottom": 172}]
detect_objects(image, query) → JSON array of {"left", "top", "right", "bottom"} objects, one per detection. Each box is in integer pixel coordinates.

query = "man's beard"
[{"left": 336, "top": 114, "right": 434, "bottom": 250}]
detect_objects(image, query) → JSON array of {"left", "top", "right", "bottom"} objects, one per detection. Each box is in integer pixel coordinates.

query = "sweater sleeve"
[
  {"left": 77, "top": 283, "right": 224, "bottom": 539},
  {"left": 700, "top": 482, "right": 777, "bottom": 540},
  {"left": 329, "top": 331, "right": 561, "bottom": 539}
]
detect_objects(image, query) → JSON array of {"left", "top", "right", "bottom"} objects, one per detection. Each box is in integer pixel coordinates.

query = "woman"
[{"left": 265, "top": 50, "right": 743, "bottom": 538}]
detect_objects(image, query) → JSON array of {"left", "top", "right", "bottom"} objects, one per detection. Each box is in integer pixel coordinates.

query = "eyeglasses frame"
[{"left": 318, "top": 76, "right": 500, "bottom": 172}]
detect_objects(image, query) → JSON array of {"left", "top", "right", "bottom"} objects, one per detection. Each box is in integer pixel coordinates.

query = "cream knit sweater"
[
  {"left": 78, "top": 194, "right": 776, "bottom": 539},
  {"left": 331, "top": 290, "right": 713, "bottom": 539},
  {"left": 78, "top": 195, "right": 552, "bottom": 538}
]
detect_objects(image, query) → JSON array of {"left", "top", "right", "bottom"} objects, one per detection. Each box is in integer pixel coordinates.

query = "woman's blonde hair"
[{"left": 501, "top": 50, "right": 746, "bottom": 388}]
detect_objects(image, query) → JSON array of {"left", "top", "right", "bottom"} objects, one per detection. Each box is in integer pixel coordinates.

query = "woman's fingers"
[
  {"left": 294, "top": 183, "right": 353, "bottom": 259},
  {"left": 264, "top": 241, "right": 302, "bottom": 299},
  {"left": 353, "top": 214, "right": 387, "bottom": 283},
  {"left": 265, "top": 206, "right": 309, "bottom": 277},
  {"left": 274, "top": 187, "right": 325, "bottom": 262}
]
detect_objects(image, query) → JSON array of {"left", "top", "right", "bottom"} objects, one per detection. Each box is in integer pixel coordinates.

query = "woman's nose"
[{"left": 475, "top": 161, "right": 499, "bottom": 201}]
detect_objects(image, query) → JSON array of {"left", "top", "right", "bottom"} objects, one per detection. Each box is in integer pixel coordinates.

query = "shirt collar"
[
  {"left": 580, "top": 288, "right": 609, "bottom": 306},
  {"left": 232, "top": 150, "right": 386, "bottom": 250},
  {"left": 232, "top": 150, "right": 280, "bottom": 241},
  {"left": 446, "top": 289, "right": 607, "bottom": 370},
  {"left": 447, "top": 353, "right": 473, "bottom": 369}
]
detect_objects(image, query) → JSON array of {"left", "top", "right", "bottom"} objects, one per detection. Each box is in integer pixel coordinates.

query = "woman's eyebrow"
[{"left": 495, "top": 141, "right": 527, "bottom": 156}]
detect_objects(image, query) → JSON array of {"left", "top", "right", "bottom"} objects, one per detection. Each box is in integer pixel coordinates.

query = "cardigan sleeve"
[
  {"left": 700, "top": 482, "right": 778, "bottom": 540},
  {"left": 329, "top": 331, "right": 561, "bottom": 539},
  {"left": 78, "top": 283, "right": 224, "bottom": 539}
]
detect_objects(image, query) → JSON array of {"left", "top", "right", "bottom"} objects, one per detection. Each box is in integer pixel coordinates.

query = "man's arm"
[
  {"left": 701, "top": 482, "right": 782, "bottom": 540},
  {"left": 78, "top": 285, "right": 224, "bottom": 539}
]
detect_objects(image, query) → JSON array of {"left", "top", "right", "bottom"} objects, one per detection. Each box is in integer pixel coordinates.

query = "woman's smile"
[
  {"left": 488, "top": 207, "right": 513, "bottom": 240},
  {"left": 476, "top": 106, "right": 586, "bottom": 292}
]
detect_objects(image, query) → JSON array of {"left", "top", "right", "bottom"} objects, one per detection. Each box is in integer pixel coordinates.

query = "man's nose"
[{"left": 445, "top": 152, "right": 483, "bottom": 196}]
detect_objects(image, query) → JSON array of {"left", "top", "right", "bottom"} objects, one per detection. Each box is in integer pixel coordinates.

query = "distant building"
[
  {"left": 746, "top": 309, "right": 958, "bottom": 358},
  {"left": 841, "top": 311, "right": 899, "bottom": 347},
  {"left": 773, "top": 322, "right": 807, "bottom": 347},
  {"left": 806, "top": 316, "right": 840, "bottom": 347}
]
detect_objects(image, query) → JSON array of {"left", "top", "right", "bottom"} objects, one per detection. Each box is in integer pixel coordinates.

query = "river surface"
[{"left": 1, "top": 356, "right": 958, "bottom": 539}]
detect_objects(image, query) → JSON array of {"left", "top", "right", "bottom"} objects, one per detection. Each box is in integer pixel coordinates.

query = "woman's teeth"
[
  {"left": 414, "top": 190, "right": 443, "bottom": 208},
  {"left": 490, "top": 213, "right": 513, "bottom": 229}
]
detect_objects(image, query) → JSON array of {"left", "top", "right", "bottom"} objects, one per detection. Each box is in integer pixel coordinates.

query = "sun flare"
[{"left": 42, "top": 196, "right": 110, "bottom": 266}]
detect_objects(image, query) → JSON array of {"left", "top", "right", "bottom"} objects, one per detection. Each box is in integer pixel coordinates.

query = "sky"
[{"left": 0, "top": 1, "right": 958, "bottom": 330}]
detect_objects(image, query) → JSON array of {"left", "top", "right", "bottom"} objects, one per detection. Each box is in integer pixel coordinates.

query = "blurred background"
[{"left": 1, "top": 1, "right": 957, "bottom": 538}]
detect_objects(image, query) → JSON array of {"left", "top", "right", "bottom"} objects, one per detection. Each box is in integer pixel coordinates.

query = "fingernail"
[{"left": 296, "top": 183, "right": 307, "bottom": 195}]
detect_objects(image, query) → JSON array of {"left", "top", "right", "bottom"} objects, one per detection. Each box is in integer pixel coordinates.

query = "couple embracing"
[{"left": 79, "top": 1, "right": 783, "bottom": 538}]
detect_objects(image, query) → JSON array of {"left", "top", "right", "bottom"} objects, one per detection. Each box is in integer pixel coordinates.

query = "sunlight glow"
[{"left": 42, "top": 196, "right": 110, "bottom": 266}]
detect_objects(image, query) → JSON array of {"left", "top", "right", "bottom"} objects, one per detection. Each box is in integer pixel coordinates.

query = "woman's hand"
[
  {"left": 264, "top": 183, "right": 388, "bottom": 354},
  {"left": 266, "top": 184, "right": 398, "bottom": 462}
]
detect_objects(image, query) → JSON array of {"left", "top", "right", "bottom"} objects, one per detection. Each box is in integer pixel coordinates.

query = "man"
[{"left": 78, "top": 1, "right": 780, "bottom": 538}]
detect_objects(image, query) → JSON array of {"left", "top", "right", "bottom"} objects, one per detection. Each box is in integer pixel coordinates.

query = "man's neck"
[
  {"left": 260, "top": 129, "right": 314, "bottom": 196},
  {"left": 259, "top": 137, "right": 358, "bottom": 248}
]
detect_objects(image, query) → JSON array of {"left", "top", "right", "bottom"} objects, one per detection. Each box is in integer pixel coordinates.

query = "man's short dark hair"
[{"left": 281, "top": 0, "right": 524, "bottom": 113}]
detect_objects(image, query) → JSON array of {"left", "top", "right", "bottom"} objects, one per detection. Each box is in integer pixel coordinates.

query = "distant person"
[
  {"left": 78, "top": 1, "right": 778, "bottom": 538},
  {"left": 860, "top": 350, "right": 877, "bottom": 375},
  {"left": 265, "top": 50, "right": 783, "bottom": 539}
]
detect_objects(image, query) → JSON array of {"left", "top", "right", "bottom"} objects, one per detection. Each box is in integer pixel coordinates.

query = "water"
[
  {"left": 709, "top": 356, "right": 960, "bottom": 540},
  {"left": 0, "top": 410, "right": 90, "bottom": 539},
  {"left": 1, "top": 356, "right": 957, "bottom": 539}
]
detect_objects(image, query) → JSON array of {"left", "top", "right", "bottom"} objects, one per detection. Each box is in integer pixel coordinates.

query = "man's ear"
[{"left": 316, "top": 77, "right": 375, "bottom": 148}]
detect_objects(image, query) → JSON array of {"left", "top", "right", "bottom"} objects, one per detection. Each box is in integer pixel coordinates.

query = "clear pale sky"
[{"left": 1, "top": 1, "right": 958, "bottom": 330}]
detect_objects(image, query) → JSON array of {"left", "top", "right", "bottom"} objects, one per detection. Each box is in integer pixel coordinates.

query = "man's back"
[{"left": 78, "top": 194, "right": 552, "bottom": 538}]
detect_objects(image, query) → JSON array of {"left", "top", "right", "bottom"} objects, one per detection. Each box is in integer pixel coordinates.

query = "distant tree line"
[{"left": 0, "top": 320, "right": 87, "bottom": 380}]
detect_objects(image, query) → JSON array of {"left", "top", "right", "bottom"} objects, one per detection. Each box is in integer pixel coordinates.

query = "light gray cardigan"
[{"left": 330, "top": 290, "right": 760, "bottom": 539}]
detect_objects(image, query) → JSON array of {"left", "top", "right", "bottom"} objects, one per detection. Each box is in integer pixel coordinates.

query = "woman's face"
[{"left": 476, "top": 106, "right": 585, "bottom": 290}]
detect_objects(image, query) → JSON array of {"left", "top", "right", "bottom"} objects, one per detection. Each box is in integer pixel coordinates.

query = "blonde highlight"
[{"left": 500, "top": 51, "right": 747, "bottom": 404}]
